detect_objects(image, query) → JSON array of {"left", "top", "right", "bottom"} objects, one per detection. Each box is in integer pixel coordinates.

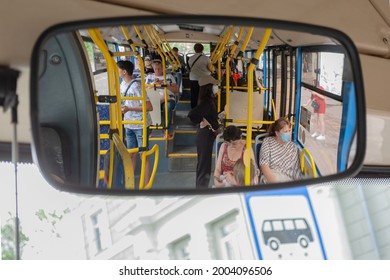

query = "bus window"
[
  {"left": 299, "top": 86, "right": 343, "bottom": 176},
  {"left": 262, "top": 220, "right": 272, "bottom": 232},
  {"left": 318, "top": 52, "right": 344, "bottom": 96},
  {"left": 272, "top": 220, "right": 283, "bottom": 231},
  {"left": 283, "top": 219, "right": 294, "bottom": 230},
  {"left": 298, "top": 49, "right": 346, "bottom": 176},
  {"left": 294, "top": 218, "right": 308, "bottom": 230}
]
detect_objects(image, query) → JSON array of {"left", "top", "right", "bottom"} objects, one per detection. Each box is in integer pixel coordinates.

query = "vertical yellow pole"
[
  {"left": 121, "top": 26, "right": 149, "bottom": 189},
  {"left": 224, "top": 27, "right": 245, "bottom": 121},
  {"left": 88, "top": 28, "right": 122, "bottom": 189},
  {"left": 244, "top": 28, "right": 272, "bottom": 185}
]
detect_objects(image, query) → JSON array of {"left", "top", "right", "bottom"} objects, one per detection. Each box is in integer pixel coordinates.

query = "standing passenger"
[
  {"left": 117, "top": 60, "right": 153, "bottom": 186},
  {"left": 188, "top": 43, "right": 212, "bottom": 108},
  {"left": 188, "top": 75, "right": 220, "bottom": 188},
  {"left": 172, "top": 47, "right": 186, "bottom": 91}
]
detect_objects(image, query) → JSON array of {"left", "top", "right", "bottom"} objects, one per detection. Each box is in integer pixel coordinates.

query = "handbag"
[{"left": 311, "top": 100, "right": 320, "bottom": 110}]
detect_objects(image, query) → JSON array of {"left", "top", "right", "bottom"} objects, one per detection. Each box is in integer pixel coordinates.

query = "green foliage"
[
  {"left": 1, "top": 214, "right": 29, "bottom": 260},
  {"left": 83, "top": 41, "right": 95, "bottom": 69},
  {"left": 34, "top": 208, "right": 70, "bottom": 237},
  {"left": 1, "top": 208, "right": 71, "bottom": 259}
]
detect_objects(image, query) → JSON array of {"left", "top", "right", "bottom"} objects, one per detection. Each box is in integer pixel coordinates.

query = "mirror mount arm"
[{"left": 0, "top": 66, "right": 21, "bottom": 259}]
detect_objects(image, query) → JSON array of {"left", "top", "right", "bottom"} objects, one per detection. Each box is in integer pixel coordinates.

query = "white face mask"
[{"left": 212, "top": 85, "right": 219, "bottom": 94}]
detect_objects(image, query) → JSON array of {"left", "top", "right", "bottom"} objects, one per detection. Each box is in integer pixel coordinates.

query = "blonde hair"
[{"left": 233, "top": 158, "right": 259, "bottom": 186}]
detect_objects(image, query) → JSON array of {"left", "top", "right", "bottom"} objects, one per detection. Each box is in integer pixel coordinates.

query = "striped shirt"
[
  {"left": 259, "top": 137, "right": 301, "bottom": 180},
  {"left": 145, "top": 73, "right": 176, "bottom": 102}
]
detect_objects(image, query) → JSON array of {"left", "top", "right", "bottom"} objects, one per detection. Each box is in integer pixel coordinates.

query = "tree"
[
  {"left": 35, "top": 208, "right": 70, "bottom": 238},
  {"left": 1, "top": 213, "right": 29, "bottom": 260},
  {"left": 1, "top": 208, "right": 70, "bottom": 259}
]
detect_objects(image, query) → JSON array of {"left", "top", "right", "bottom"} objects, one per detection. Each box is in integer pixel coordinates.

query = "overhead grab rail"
[
  {"left": 134, "top": 26, "right": 150, "bottom": 54},
  {"left": 150, "top": 25, "right": 179, "bottom": 71},
  {"left": 144, "top": 25, "right": 176, "bottom": 72},
  {"left": 211, "top": 26, "right": 234, "bottom": 64},
  {"left": 158, "top": 28, "right": 181, "bottom": 71},
  {"left": 223, "top": 26, "right": 245, "bottom": 113},
  {"left": 225, "top": 27, "right": 253, "bottom": 122}
]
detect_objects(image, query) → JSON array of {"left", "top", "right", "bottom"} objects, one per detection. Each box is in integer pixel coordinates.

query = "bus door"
[{"left": 295, "top": 46, "right": 355, "bottom": 177}]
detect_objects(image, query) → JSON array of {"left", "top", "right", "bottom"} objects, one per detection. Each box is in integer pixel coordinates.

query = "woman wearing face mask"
[
  {"left": 259, "top": 118, "right": 302, "bottom": 183},
  {"left": 188, "top": 75, "right": 220, "bottom": 188}
]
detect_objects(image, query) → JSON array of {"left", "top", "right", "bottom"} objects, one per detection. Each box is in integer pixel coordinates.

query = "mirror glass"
[{"left": 31, "top": 17, "right": 365, "bottom": 192}]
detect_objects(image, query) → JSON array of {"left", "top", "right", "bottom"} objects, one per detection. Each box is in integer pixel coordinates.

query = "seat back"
[{"left": 255, "top": 133, "right": 268, "bottom": 168}]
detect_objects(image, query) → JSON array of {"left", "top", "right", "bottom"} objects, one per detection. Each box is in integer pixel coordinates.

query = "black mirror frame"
[{"left": 30, "top": 15, "right": 366, "bottom": 196}]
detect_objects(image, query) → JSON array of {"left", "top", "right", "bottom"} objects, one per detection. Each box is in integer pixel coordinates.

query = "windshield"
[{"left": 1, "top": 161, "right": 388, "bottom": 260}]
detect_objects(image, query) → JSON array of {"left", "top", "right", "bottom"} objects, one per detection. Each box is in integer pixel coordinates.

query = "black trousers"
[
  {"left": 190, "top": 80, "right": 200, "bottom": 109},
  {"left": 196, "top": 127, "right": 215, "bottom": 188}
]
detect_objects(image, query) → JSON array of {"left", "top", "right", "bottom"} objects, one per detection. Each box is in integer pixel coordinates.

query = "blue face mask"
[{"left": 279, "top": 132, "right": 290, "bottom": 143}]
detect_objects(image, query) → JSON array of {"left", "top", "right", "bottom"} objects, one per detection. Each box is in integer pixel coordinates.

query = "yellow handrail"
[
  {"left": 217, "top": 59, "right": 221, "bottom": 112},
  {"left": 211, "top": 26, "right": 234, "bottom": 64},
  {"left": 121, "top": 25, "right": 157, "bottom": 189},
  {"left": 88, "top": 28, "right": 122, "bottom": 188},
  {"left": 244, "top": 28, "right": 272, "bottom": 186},
  {"left": 141, "top": 144, "right": 160, "bottom": 190},
  {"left": 112, "top": 133, "right": 134, "bottom": 189},
  {"left": 159, "top": 31, "right": 181, "bottom": 71},
  {"left": 143, "top": 25, "right": 170, "bottom": 142},
  {"left": 151, "top": 26, "right": 178, "bottom": 71},
  {"left": 226, "top": 27, "right": 253, "bottom": 120},
  {"left": 271, "top": 99, "right": 277, "bottom": 121},
  {"left": 225, "top": 27, "right": 245, "bottom": 117},
  {"left": 300, "top": 148, "right": 317, "bottom": 178},
  {"left": 145, "top": 25, "right": 176, "bottom": 71}
]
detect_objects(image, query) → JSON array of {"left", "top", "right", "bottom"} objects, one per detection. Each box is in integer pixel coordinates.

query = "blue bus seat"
[{"left": 255, "top": 133, "right": 268, "bottom": 168}]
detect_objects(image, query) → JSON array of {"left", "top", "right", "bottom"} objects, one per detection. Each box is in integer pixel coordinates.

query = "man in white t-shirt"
[
  {"left": 117, "top": 60, "right": 153, "bottom": 187},
  {"left": 145, "top": 59, "right": 179, "bottom": 131},
  {"left": 188, "top": 43, "right": 212, "bottom": 108}
]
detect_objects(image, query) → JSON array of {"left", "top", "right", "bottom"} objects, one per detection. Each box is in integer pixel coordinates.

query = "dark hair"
[
  {"left": 223, "top": 125, "right": 242, "bottom": 142},
  {"left": 268, "top": 118, "right": 291, "bottom": 136},
  {"left": 194, "top": 43, "right": 204, "bottom": 53},
  {"left": 117, "top": 60, "right": 134, "bottom": 75},
  {"left": 172, "top": 47, "right": 179, "bottom": 52}
]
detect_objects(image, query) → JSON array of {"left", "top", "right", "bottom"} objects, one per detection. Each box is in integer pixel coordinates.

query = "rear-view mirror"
[{"left": 30, "top": 16, "right": 366, "bottom": 194}]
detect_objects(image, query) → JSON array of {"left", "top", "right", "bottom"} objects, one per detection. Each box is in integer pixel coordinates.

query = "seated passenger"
[
  {"left": 214, "top": 125, "right": 255, "bottom": 187},
  {"left": 145, "top": 59, "right": 179, "bottom": 132},
  {"left": 144, "top": 56, "right": 154, "bottom": 74},
  {"left": 233, "top": 158, "right": 259, "bottom": 186},
  {"left": 259, "top": 118, "right": 301, "bottom": 183}
]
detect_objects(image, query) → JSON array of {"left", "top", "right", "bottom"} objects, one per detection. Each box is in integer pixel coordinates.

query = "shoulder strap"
[
  {"left": 124, "top": 79, "right": 138, "bottom": 96},
  {"left": 188, "top": 54, "right": 203, "bottom": 70}
]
